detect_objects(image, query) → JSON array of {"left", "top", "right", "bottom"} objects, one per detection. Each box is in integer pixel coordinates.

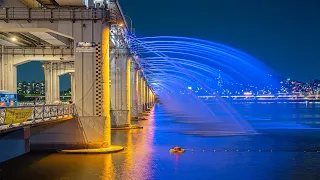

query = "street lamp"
[{"left": 124, "top": 15, "right": 133, "bottom": 32}]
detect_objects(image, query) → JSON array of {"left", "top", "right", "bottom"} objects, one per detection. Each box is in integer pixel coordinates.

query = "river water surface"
[{"left": 1, "top": 102, "right": 320, "bottom": 180}]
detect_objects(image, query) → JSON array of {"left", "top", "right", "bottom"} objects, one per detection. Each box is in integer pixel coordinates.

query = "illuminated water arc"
[
  {"left": 146, "top": 76, "right": 196, "bottom": 88},
  {"left": 135, "top": 45, "right": 262, "bottom": 77},
  {"left": 132, "top": 36, "right": 268, "bottom": 71},
  {"left": 138, "top": 50, "right": 257, "bottom": 83},
  {"left": 145, "top": 71, "right": 219, "bottom": 90},
  {"left": 136, "top": 36, "right": 263, "bottom": 64},
  {"left": 132, "top": 42, "right": 223, "bottom": 93},
  {"left": 145, "top": 76, "right": 199, "bottom": 90},
  {"left": 133, "top": 42, "right": 260, "bottom": 89},
  {"left": 151, "top": 81, "right": 221, "bottom": 120},
  {"left": 127, "top": 35, "right": 275, "bottom": 135},
  {"left": 132, "top": 36, "right": 275, "bottom": 84},
  {"left": 132, "top": 37, "right": 257, "bottom": 97},
  {"left": 143, "top": 68, "right": 213, "bottom": 81},
  {"left": 141, "top": 57, "right": 233, "bottom": 81},
  {"left": 135, "top": 42, "right": 256, "bottom": 68}
]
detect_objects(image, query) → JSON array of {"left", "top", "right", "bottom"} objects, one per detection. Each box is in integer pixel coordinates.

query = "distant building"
[{"left": 17, "top": 81, "right": 45, "bottom": 95}]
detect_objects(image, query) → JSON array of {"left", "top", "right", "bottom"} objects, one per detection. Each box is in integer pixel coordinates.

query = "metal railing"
[
  {"left": 0, "top": 7, "right": 107, "bottom": 22},
  {"left": 2, "top": 47, "right": 74, "bottom": 56},
  {"left": 0, "top": 7, "right": 122, "bottom": 23},
  {"left": 0, "top": 104, "right": 76, "bottom": 127}
]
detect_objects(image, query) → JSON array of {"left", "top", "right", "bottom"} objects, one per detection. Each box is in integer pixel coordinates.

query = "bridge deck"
[
  {"left": 0, "top": 104, "right": 76, "bottom": 135},
  {"left": 0, "top": 115, "right": 74, "bottom": 135}
]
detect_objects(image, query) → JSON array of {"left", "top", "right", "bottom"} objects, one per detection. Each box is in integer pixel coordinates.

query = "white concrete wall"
[
  {"left": 110, "top": 54, "right": 129, "bottom": 126},
  {"left": 44, "top": 62, "right": 75, "bottom": 103},
  {"left": 130, "top": 62, "right": 137, "bottom": 118},
  {"left": 0, "top": 53, "right": 4, "bottom": 90},
  {"left": 2, "top": 55, "right": 17, "bottom": 92},
  {"left": 138, "top": 72, "right": 143, "bottom": 114},
  {"left": 70, "top": 73, "right": 75, "bottom": 102}
]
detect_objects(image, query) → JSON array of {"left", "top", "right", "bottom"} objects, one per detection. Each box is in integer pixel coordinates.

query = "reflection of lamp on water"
[
  {"left": 102, "top": 155, "right": 114, "bottom": 179},
  {"left": 244, "top": 92, "right": 252, "bottom": 96}
]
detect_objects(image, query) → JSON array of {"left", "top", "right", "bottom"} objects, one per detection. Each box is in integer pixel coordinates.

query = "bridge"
[
  {"left": 0, "top": 0, "right": 155, "bottom": 161},
  {"left": 199, "top": 95, "right": 320, "bottom": 101}
]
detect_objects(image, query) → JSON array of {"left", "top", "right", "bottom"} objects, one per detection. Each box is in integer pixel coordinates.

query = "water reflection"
[
  {"left": 101, "top": 155, "right": 114, "bottom": 180},
  {"left": 1, "top": 104, "right": 320, "bottom": 180}
]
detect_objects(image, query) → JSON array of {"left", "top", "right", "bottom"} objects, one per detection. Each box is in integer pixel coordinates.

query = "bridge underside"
[{"left": 0, "top": 0, "right": 155, "bottom": 156}]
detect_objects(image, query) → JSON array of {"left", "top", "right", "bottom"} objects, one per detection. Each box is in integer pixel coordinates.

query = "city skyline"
[{"left": 17, "top": 62, "right": 71, "bottom": 91}]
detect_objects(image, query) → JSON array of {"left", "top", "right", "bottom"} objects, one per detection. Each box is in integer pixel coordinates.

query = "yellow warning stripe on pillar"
[{"left": 95, "top": 43, "right": 103, "bottom": 116}]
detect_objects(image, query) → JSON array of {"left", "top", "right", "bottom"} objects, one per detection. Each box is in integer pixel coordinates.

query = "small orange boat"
[{"left": 170, "top": 146, "right": 185, "bottom": 153}]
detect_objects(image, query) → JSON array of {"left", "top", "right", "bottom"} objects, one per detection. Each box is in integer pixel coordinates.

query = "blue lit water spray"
[{"left": 128, "top": 35, "right": 276, "bottom": 135}]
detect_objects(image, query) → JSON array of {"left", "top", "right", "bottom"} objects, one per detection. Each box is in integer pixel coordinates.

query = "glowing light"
[
  {"left": 11, "top": 37, "right": 17, "bottom": 42},
  {"left": 244, "top": 92, "right": 252, "bottom": 96}
]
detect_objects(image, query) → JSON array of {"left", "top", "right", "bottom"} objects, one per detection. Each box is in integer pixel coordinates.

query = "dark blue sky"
[
  {"left": 18, "top": 0, "right": 320, "bottom": 86},
  {"left": 17, "top": 62, "right": 70, "bottom": 91},
  {"left": 120, "top": 0, "right": 320, "bottom": 81}
]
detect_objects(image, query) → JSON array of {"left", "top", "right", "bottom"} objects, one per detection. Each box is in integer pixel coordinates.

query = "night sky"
[
  {"left": 120, "top": 0, "right": 320, "bottom": 82},
  {"left": 17, "top": 62, "right": 70, "bottom": 91},
  {"left": 18, "top": 0, "right": 320, "bottom": 89}
]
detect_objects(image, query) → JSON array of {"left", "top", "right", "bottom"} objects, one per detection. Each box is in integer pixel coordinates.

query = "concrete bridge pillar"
[
  {"left": 110, "top": 53, "right": 129, "bottom": 127},
  {"left": 44, "top": 62, "right": 74, "bottom": 103},
  {"left": 1, "top": 55, "right": 17, "bottom": 92},
  {"left": 70, "top": 72, "right": 75, "bottom": 103},
  {"left": 147, "top": 87, "right": 150, "bottom": 109},
  {"left": 0, "top": 49, "right": 4, "bottom": 90},
  {"left": 143, "top": 79, "right": 146, "bottom": 111},
  {"left": 138, "top": 76, "right": 143, "bottom": 114},
  {"left": 126, "top": 57, "right": 131, "bottom": 124},
  {"left": 130, "top": 63, "right": 138, "bottom": 119}
]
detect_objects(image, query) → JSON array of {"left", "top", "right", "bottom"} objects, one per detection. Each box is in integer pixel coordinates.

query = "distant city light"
[{"left": 188, "top": 87, "right": 192, "bottom": 90}]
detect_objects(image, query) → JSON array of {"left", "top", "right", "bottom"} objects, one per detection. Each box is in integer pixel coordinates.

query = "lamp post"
[{"left": 124, "top": 15, "right": 133, "bottom": 32}]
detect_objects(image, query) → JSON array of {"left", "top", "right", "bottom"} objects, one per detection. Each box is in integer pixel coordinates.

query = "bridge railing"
[
  {"left": 18, "top": 102, "right": 69, "bottom": 106},
  {"left": 0, "top": 104, "right": 76, "bottom": 127},
  {"left": 0, "top": 7, "right": 109, "bottom": 22}
]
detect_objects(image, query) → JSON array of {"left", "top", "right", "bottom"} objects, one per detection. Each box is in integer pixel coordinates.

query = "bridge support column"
[
  {"left": 44, "top": 62, "right": 74, "bottom": 103},
  {"left": 131, "top": 66, "right": 138, "bottom": 119},
  {"left": 70, "top": 72, "right": 75, "bottom": 103},
  {"left": 0, "top": 52, "right": 3, "bottom": 90},
  {"left": 110, "top": 54, "right": 129, "bottom": 127},
  {"left": 44, "top": 63, "right": 59, "bottom": 103},
  {"left": 147, "top": 87, "right": 150, "bottom": 109},
  {"left": 143, "top": 79, "right": 146, "bottom": 111},
  {"left": 102, "top": 23, "right": 111, "bottom": 145},
  {"left": 139, "top": 77, "right": 143, "bottom": 114},
  {"left": 151, "top": 92, "right": 154, "bottom": 105},
  {"left": 1, "top": 55, "right": 17, "bottom": 92},
  {"left": 151, "top": 91, "right": 154, "bottom": 106},
  {"left": 126, "top": 57, "right": 131, "bottom": 125},
  {"left": 146, "top": 86, "right": 148, "bottom": 109},
  {"left": 23, "top": 126, "right": 30, "bottom": 153}
]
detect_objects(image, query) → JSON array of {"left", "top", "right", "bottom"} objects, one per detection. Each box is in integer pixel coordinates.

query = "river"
[{"left": 1, "top": 102, "right": 320, "bottom": 180}]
